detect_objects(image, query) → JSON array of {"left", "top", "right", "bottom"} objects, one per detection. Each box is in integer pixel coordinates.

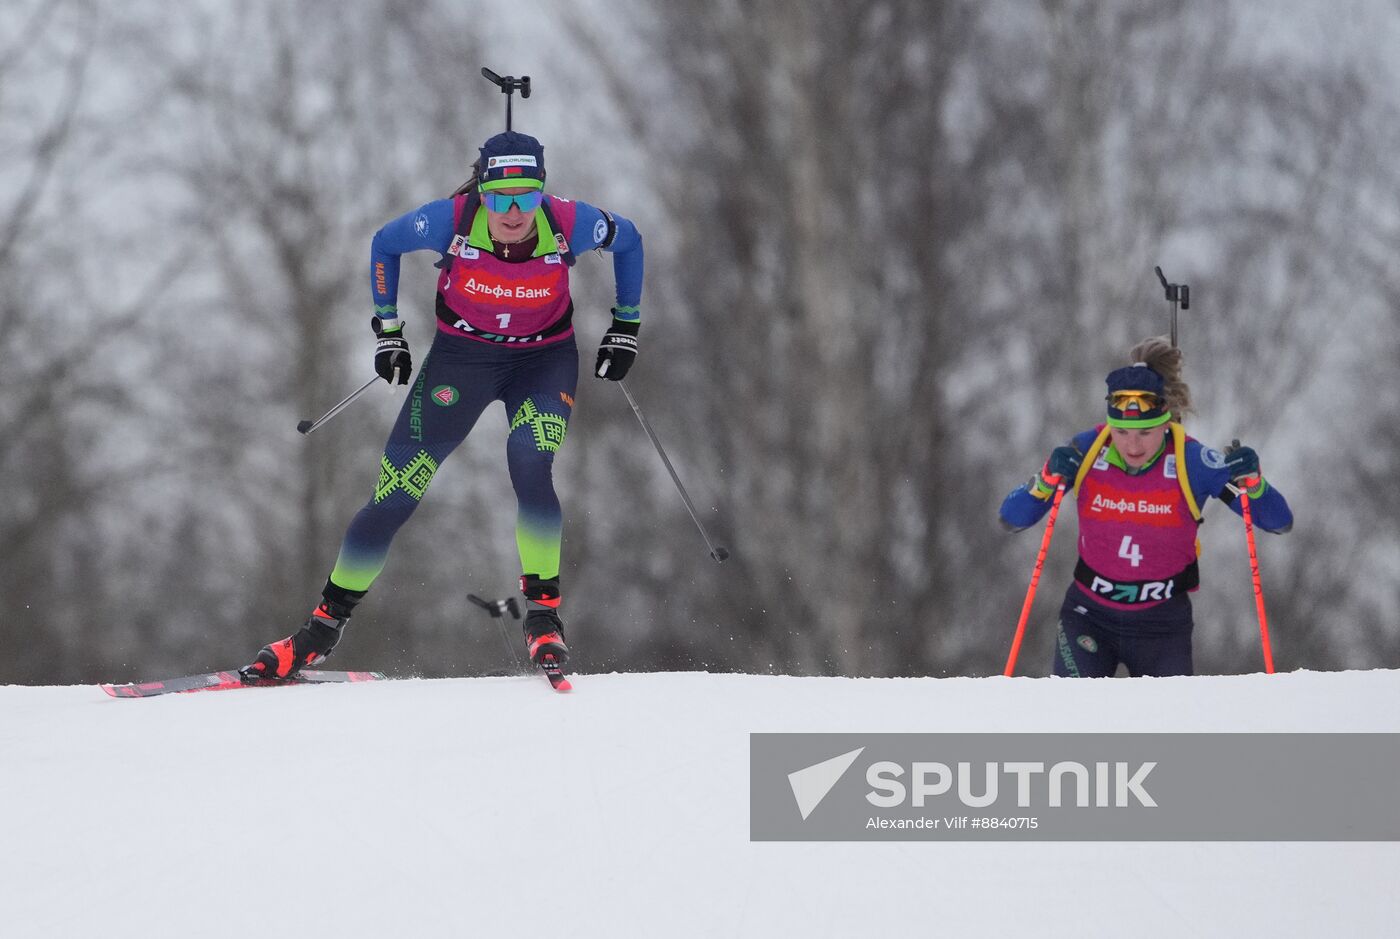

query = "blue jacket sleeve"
[
  {"left": 999, "top": 485, "right": 1054, "bottom": 533},
  {"left": 999, "top": 429, "right": 1099, "bottom": 533},
  {"left": 567, "top": 200, "right": 644, "bottom": 322},
  {"left": 1184, "top": 440, "right": 1294, "bottom": 533},
  {"left": 369, "top": 199, "right": 456, "bottom": 327}
]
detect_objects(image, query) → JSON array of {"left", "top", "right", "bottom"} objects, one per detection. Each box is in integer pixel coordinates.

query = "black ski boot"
[
  {"left": 520, "top": 574, "right": 567, "bottom": 667},
  {"left": 239, "top": 582, "right": 364, "bottom": 680}
]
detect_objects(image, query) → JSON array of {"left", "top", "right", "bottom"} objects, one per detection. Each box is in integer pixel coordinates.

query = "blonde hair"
[{"left": 1128, "top": 336, "right": 1193, "bottom": 420}]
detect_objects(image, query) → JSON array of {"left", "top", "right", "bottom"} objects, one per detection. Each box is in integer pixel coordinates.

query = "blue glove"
[
  {"left": 1223, "top": 442, "right": 1260, "bottom": 482},
  {"left": 1224, "top": 441, "right": 1268, "bottom": 499},
  {"left": 1047, "top": 446, "right": 1083, "bottom": 479},
  {"left": 1033, "top": 445, "right": 1082, "bottom": 497}
]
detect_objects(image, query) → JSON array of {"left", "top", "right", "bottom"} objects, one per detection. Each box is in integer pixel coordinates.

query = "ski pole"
[
  {"left": 1004, "top": 482, "right": 1067, "bottom": 676},
  {"left": 616, "top": 380, "right": 730, "bottom": 563},
  {"left": 296, "top": 375, "right": 380, "bottom": 435},
  {"left": 468, "top": 593, "right": 526, "bottom": 673},
  {"left": 1235, "top": 477, "right": 1276, "bottom": 674}
]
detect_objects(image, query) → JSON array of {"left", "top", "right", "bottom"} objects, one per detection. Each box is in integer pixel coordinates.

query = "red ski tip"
[{"left": 539, "top": 654, "right": 572, "bottom": 692}]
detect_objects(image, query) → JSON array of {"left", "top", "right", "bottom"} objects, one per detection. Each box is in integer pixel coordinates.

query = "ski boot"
[
  {"left": 521, "top": 574, "right": 568, "bottom": 667},
  {"left": 239, "top": 583, "right": 363, "bottom": 681}
]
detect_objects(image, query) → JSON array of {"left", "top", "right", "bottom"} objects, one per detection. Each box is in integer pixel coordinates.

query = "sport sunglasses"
[{"left": 484, "top": 190, "right": 545, "bottom": 214}]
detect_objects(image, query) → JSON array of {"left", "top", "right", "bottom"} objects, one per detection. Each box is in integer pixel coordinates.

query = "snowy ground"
[{"left": 2, "top": 669, "right": 1397, "bottom": 937}]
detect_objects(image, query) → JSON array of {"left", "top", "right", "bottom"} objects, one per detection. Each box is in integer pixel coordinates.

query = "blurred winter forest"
[{"left": 4, "top": 0, "right": 1399, "bottom": 685}]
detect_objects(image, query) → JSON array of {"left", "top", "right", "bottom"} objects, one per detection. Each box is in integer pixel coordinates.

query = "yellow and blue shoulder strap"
[
  {"left": 1071, "top": 425, "right": 1111, "bottom": 497},
  {"left": 1071, "top": 422, "right": 1202, "bottom": 523},
  {"left": 1170, "top": 422, "right": 1204, "bottom": 523}
]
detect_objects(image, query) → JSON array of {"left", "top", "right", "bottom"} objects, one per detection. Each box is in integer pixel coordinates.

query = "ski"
[
  {"left": 101, "top": 669, "right": 385, "bottom": 698},
  {"left": 467, "top": 590, "right": 570, "bottom": 691},
  {"left": 538, "top": 653, "right": 572, "bottom": 692}
]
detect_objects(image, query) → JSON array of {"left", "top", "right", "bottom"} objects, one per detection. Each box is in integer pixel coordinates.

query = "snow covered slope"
[{"left": 2, "top": 670, "right": 1397, "bottom": 937}]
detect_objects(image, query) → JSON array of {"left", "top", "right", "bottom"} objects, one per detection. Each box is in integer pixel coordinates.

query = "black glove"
[
  {"left": 1223, "top": 441, "right": 1260, "bottom": 482},
  {"left": 372, "top": 316, "right": 412, "bottom": 385},
  {"left": 595, "top": 313, "right": 639, "bottom": 381}
]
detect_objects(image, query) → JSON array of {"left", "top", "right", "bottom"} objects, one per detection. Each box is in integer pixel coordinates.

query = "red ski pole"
[
  {"left": 1004, "top": 482, "right": 1067, "bottom": 676},
  {"left": 1236, "top": 476, "right": 1275, "bottom": 674}
]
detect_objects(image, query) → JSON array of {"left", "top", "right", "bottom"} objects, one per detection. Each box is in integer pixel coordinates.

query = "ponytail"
[{"left": 1129, "top": 336, "right": 1194, "bottom": 420}]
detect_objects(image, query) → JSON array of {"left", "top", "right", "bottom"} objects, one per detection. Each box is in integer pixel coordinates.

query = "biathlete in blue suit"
[
  {"left": 999, "top": 337, "right": 1292, "bottom": 678},
  {"left": 242, "top": 131, "right": 644, "bottom": 679}
]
